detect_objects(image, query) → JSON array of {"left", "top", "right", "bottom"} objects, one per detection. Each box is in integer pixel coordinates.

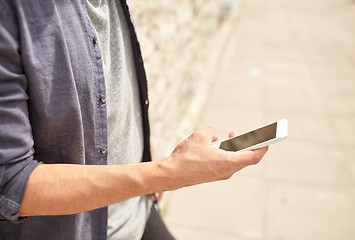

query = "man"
[{"left": 0, "top": 0, "right": 268, "bottom": 239}]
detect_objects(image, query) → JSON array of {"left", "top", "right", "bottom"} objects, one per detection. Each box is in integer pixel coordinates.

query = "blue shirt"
[{"left": 0, "top": 0, "right": 151, "bottom": 239}]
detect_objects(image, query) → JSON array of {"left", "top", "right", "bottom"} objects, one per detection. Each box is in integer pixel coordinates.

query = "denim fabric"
[{"left": 0, "top": 0, "right": 151, "bottom": 239}]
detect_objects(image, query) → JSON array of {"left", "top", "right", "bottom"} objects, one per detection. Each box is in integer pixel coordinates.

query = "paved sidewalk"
[{"left": 164, "top": 0, "right": 355, "bottom": 239}]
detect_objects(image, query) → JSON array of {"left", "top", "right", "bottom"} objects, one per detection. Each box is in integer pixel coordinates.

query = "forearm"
[
  {"left": 19, "top": 128, "right": 268, "bottom": 217},
  {"left": 19, "top": 161, "right": 174, "bottom": 217}
]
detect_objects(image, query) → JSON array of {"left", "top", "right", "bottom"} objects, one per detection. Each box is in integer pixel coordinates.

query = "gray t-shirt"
[{"left": 86, "top": 1, "right": 152, "bottom": 239}]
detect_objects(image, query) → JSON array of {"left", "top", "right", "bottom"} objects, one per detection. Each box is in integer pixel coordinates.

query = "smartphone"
[{"left": 214, "top": 119, "right": 288, "bottom": 152}]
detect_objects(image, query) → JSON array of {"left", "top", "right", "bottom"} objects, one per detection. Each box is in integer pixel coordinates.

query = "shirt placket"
[{"left": 86, "top": 16, "right": 109, "bottom": 163}]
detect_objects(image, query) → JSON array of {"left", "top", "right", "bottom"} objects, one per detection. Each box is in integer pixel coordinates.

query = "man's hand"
[{"left": 160, "top": 127, "right": 268, "bottom": 190}]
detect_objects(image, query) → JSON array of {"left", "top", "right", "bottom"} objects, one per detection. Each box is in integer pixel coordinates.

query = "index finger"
[
  {"left": 191, "top": 127, "right": 219, "bottom": 144},
  {"left": 233, "top": 146, "right": 269, "bottom": 167}
]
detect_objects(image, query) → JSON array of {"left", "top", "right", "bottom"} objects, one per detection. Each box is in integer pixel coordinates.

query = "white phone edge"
[{"left": 214, "top": 119, "right": 288, "bottom": 152}]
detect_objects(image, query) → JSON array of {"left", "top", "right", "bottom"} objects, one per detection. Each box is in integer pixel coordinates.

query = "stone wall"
[{"left": 128, "top": 0, "right": 238, "bottom": 158}]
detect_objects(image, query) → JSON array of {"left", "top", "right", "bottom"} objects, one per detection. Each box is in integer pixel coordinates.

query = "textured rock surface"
[{"left": 128, "top": 0, "right": 236, "bottom": 158}]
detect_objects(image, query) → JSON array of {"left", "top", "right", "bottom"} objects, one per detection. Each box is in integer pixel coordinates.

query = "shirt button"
[
  {"left": 145, "top": 99, "right": 149, "bottom": 105},
  {"left": 100, "top": 95, "right": 106, "bottom": 104},
  {"left": 93, "top": 36, "right": 98, "bottom": 45},
  {"left": 100, "top": 147, "right": 107, "bottom": 154}
]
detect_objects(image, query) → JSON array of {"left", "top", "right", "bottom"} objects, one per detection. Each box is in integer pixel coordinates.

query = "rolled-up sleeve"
[{"left": 0, "top": 2, "right": 40, "bottom": 223}]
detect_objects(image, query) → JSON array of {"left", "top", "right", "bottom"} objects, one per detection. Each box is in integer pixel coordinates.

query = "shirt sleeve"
[{"left": 0, "top": 1, "right": 40, "bottom": 223}]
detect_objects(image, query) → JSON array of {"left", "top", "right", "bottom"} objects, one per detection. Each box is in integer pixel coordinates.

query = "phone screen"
[{"left": 219, "top": 122, "right": 277, "bottom": 151}]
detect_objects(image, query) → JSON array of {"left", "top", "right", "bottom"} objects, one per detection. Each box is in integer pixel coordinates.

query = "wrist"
[{"left": 147, "top": 157, "right": 181, "bottom": 192}]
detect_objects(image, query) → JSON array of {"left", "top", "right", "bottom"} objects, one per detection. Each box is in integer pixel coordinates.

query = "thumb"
[{"left": 228, "top": 130, "right": 238, "bottom": 138}]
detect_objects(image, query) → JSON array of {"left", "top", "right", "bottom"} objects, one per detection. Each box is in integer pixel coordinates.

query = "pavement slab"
[{"left": 164, "top": 0, "right": 355, "bottom": 239}]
